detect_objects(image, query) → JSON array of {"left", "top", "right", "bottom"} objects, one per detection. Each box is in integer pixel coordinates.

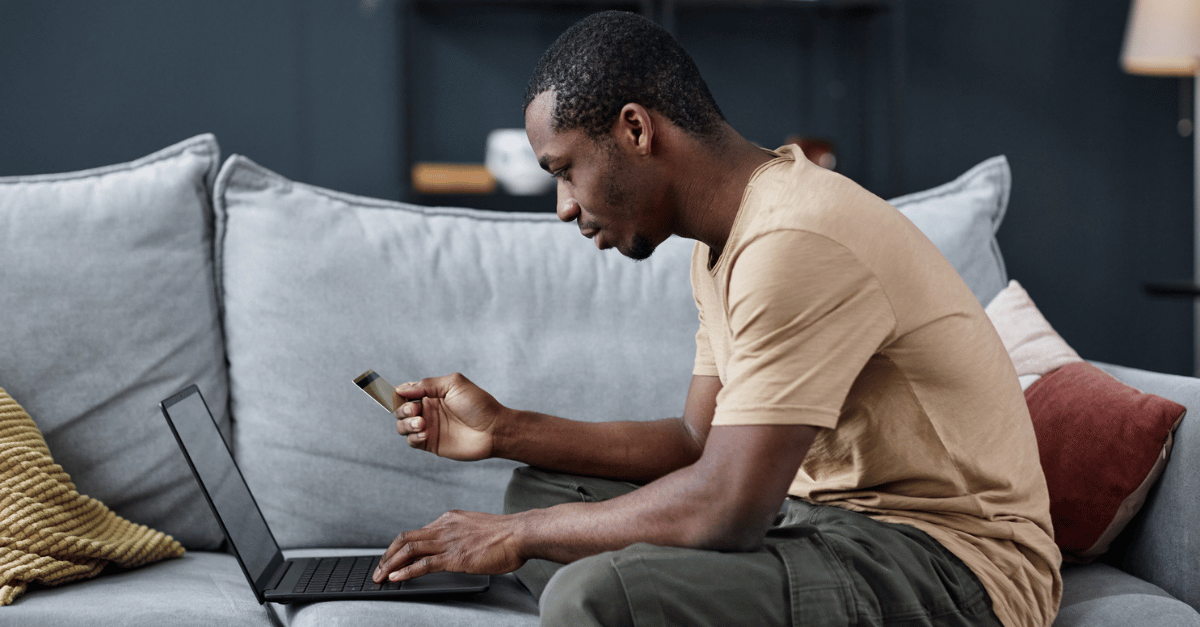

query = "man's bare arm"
[
  {"left": 375, "top": 421, "right": 817, "bottom": 582},
  {"left": 494, "top": 374, "right": 720, "bottom": 482},
  {"left": 515, "top": 422, "right": 816, "bottom": 559},
  {"left": 395, "top": 373, "right": 721, "bottom": 484}
]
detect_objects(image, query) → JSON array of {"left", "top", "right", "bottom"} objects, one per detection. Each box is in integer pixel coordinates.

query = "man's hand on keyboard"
[{"left": 373, "top": 510, "right": 524, "bottom": 583}]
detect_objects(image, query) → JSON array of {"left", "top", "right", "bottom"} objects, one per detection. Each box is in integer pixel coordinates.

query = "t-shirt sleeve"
[
  {"left": 693, "top": 293, "right": 719, "bottom": 377},
  {"left": 713, "top": 230, "right": 896, "bottom": 429},
  {"left": 691, "top": 245, "right": 719, "bottom": 378}
]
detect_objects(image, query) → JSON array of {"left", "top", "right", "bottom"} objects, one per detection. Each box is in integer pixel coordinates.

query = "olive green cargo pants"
[{"left": 503, "top": 466, "right": 1004, "bottom": 627}]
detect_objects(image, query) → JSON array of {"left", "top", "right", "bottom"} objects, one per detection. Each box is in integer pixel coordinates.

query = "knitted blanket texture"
[{"left": 0, "top": 388, "right": 184, "bottom": 605}]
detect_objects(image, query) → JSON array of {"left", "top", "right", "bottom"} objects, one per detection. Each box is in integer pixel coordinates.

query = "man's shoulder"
[{"left": 741, "top": 157, "right": 899, "bottom": 244}]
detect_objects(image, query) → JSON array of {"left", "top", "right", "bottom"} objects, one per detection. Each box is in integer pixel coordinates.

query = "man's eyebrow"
[{"left": 537, "top": 155, "right": 556, "bottom": 173}]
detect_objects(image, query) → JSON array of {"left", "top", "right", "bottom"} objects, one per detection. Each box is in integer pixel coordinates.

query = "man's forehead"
[
  {"left": 525, "top": 89, "right": 604, "bottom": 169},
  {"left": 525, "top": 90, "right": 564, "bottom": 168},
  {"left": 525, "top": 92, "right": 555, "bottom": 136}
]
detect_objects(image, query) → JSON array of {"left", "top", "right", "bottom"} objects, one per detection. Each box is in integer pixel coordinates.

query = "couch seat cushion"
[
  {"left": 2, "top": 551, "right": 275, "bottom": 626},
  {"left": 1053, "top": 563, "right": 1200, "bottom": 627}
]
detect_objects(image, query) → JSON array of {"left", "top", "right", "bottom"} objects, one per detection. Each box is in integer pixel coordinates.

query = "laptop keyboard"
[{"left": 293, "top": 555, "right": 400, "bottom": 593}]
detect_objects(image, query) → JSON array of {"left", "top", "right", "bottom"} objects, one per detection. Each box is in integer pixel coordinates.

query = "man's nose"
[{"left": 557, "top": 183, "right": 581, "bottom": 223}]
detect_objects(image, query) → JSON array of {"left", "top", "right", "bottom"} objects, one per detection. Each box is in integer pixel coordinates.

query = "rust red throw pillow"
[{"left": 1025, "top": 361, "right": 1186, "bottom": 562}]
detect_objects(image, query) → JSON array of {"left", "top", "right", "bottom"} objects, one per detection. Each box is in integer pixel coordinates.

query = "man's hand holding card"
[{"left": 356, "top": 370, "right": 505, "bottom": 462}]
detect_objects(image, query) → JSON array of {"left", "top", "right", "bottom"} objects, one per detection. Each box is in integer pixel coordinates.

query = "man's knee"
[
  {"left": 540, "top": 553, "right": 633, "bottom": 627},
  {"left": 504, "top": 467, "right": 638, "bottom": 515},
  {"left": 503, "top": 466, "right": 569, "bottom": 515}
]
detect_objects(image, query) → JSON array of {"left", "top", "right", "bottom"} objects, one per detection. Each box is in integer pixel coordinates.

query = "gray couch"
[{"left": 1, "top": 134, "right": 1196, "bottom": 626}]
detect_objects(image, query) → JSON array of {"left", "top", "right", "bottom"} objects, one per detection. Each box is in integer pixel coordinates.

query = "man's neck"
[{"left": 669, "top": 129, "right": 774, "bottom": 257}]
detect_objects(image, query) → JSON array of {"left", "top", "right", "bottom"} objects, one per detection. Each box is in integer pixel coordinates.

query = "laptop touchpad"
[{"left": 402, "top": 572, "right": 486, "bottom": 592}]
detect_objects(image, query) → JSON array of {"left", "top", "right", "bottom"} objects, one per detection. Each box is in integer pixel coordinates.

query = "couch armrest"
[{"left": 1091, "top": 362, "right": 1200, "bottom": 611}]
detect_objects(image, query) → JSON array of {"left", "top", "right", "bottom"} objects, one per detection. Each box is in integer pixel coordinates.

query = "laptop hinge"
[{"left": 264, "top": 560, "right": 292, "bottom": 593}]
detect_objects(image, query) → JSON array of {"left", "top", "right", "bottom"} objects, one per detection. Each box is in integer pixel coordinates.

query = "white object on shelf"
[{"left": 485, "top": 128, "right": 555, "bottom": 196}]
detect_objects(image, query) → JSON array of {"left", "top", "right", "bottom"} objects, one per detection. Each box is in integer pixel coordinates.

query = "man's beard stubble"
[{"left": 602, "top": 149, "right": 656, "bottom": 262}]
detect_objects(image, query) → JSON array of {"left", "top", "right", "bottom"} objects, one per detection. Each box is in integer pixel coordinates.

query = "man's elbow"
[
  {"left": 675, "top": 502, "right": 776, "bottom": 553},
  {"left": 699, "top": 529, "right": 769, "bottom": 553}
]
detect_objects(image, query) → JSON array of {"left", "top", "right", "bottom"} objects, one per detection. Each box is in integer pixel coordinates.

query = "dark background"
[{"left": 1, "top": 0, "right": 1193, "bottom": 375}]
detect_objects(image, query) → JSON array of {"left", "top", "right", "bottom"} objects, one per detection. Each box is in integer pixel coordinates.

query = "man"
[{"left": 374, "top": 10, "right": 1062, "bottom": 627}]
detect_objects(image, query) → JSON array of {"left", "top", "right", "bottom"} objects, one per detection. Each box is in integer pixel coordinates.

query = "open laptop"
[{"left": 159, "top": 384, "right": 490, "bottom": 604}]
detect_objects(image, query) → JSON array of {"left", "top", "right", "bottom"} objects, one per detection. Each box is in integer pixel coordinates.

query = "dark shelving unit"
[{"left": 401, "top": 0, "right": 904, "bottom": 212}]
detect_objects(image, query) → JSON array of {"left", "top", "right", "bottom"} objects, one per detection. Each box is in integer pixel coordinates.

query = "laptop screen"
[{"left": 162, "top": 387, "right": 280, "bottom": 584}]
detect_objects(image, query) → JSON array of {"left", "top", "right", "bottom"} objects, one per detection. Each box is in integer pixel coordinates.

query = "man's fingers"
[
  {"left": 393, "top": 387, "right": 423, "bottom": 415},
  {"left": 395, "top": 414, "right": 427, "bottom": 451},
  {"left": 396, "top": 396, "right": 440, "bottom": 450},
  {"left": 376, "top": 532, "right": 414, "bottom": 582},
  {"left": 390, "top": 556, "right": 441, "bottom": 582},
  {"left": 395, "top": 415, "right": 425, "bottom": 435},
  {"left": 385, "top": 544, "right": 440, "bottom": 581},
  {"left": 392, "top": 387, "right": 427, "bottom": 444},
  {"left": 380, "top": 530, "right": 412, "bottom": 565},
  {"left": 375, "top": 536, "right": 441, "bottom": 583},
  {"left": 410, "top": 373, "right": 473, "bottom": 400},
  {"left": 394, "top": 400, "right": 420, "bottom": 418},
  {"left": 396, "top": 410, "right": 435, "bottom": 450}
]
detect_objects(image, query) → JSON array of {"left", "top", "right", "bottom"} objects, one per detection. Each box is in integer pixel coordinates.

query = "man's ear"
[{"left": 615, "top": 103, "right": 654, "bottom": 156}]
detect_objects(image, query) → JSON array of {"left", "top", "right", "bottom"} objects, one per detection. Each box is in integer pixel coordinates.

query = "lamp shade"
[{"left": 1121, "top": 0, "right": 1200, "bottom": 75}]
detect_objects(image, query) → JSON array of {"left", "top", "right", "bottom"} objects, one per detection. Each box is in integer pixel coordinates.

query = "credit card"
[{"left": 354, "top": 369, "right": 396, "bottom": 413}]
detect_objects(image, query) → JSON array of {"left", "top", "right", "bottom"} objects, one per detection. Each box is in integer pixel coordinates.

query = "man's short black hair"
[{"left": 524, "top": 10, "right": 726, "bottom": 141}]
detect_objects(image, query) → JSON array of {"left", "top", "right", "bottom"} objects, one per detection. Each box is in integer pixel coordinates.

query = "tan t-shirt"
[{"left": 691, "top": 146, "right": 1062, "bottom": 627}]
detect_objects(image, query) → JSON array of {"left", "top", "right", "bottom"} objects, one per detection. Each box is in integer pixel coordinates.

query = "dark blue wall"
[
  {"left": 1, "top": 0, "right": 1192, "bottom": 375},
  {"left": 903, "top": 2, "right": 1193, "bottom": 379},
  {"left": 0, "top": 0, "right": 403, "bottom": 199}
]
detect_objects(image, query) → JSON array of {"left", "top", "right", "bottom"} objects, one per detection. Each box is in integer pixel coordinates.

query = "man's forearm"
[
  {"left": 508, "top": 423, "right": 817, "bottom": 565},
  {"left": 373, "top": 423, "right": 816, "bottom": 584},
  {"left": 509, "top": 469, "right": 733, "bottom": 566},
  {"left": 493, "top": 410, "right": 703, "bottom": 483},
  {"left": 490, "top": 374, "right": 720, "bottom": 483}
]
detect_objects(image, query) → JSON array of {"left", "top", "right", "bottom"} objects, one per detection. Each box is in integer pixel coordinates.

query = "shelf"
[
  {"left": 401, "top": 0, "right": 905, "bottom": 204},
  {"left": 413, "top": 0, "right": 888, "bottom": 7},
  {"left": 409, "top": 191, "right": 557, "bottom": 213},
  {"left": 411, "top": 0, "right": 652, "bottom": 18},
  {"left": 667, "top": 0, "right": 891, "bottom": 9},
  {"left": 414, "top": 0, "right": 645, "bottom": 5},
  {"left": 1145, "top": 281, "right": 1200, "bottom": 297}
]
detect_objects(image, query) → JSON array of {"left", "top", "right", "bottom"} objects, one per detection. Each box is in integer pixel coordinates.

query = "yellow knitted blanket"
[{"left": 0, "top": 387, "right": 184, "bottom": 605}]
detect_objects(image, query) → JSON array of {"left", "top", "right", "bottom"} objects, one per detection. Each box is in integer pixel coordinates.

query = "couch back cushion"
[
  {"left": 214, "top": 156, "right": 700, "bottom": 548},
  {"left": 891, "top": 155, "right": 1010, "bottom": 306},
  {"left": 0, "top": 135, "right": 229, "bottom": 550}
]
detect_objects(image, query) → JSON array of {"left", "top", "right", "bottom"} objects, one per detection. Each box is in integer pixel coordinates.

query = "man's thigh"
[
  {"left": 541, "top": 524, "right": 1000, "bottom": 627},
  {"left": 505, "top": 467, "right": 1002, "bottom": 627},
  {"left": 541, "top": 542, "right": 791, "bottom": 627},
  {"left": 768, "top": 500, "right": 1002, "bottom": 627}
]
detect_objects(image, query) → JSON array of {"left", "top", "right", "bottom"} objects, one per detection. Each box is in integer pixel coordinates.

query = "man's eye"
[{"left": 554, "top": 168, "right": 570, "bottom": 182}]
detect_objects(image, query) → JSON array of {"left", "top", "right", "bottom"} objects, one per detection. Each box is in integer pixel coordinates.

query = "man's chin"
[{"left": 622, "top": 233, "right": 656, "bottom": 262}]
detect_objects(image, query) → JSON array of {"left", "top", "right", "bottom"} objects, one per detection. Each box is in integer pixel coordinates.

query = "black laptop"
[{"left": 159, "top": 384, "right": 490, "bottom": 603}]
